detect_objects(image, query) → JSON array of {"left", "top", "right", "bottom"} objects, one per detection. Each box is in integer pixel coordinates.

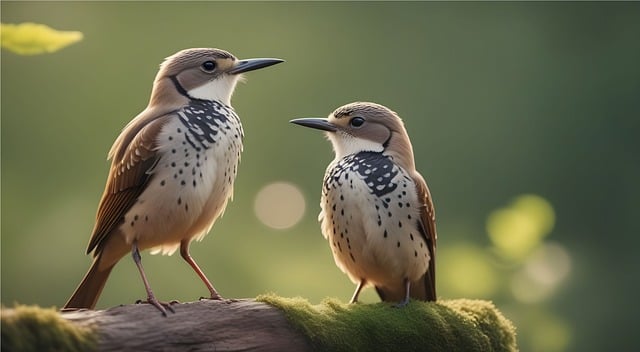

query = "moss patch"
[
  {"left": 257, "top": 294, "right": 517, "bottom": 352},
  {"left": 1, "top": 305, "right": 97, "bottom": 352}
]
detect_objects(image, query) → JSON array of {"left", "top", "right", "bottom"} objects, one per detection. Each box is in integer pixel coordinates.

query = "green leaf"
[{"left": 1, "top": 22, "right": 83, "bottom": 55}]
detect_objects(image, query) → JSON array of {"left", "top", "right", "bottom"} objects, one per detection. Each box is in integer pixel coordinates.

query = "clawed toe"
[
  {"left": 199, "top": 294, "right": 224, "bottom": 301},
  {"left": 393, "top": 299, "right": 410, "bottom": 308},
  {"left": 136, "top": 298, "right": 176, "bottom": 316},
  {"left": 198, "top": 296, "right": 241, "bottom": 304}
]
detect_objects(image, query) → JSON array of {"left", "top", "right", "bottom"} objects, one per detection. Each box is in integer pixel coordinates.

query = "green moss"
[
  {"left": 1, "top": 305, "right": 97, "bottom": 352},
  {"left": 257, "top": 294, "right": 517, "bottom": 352}
]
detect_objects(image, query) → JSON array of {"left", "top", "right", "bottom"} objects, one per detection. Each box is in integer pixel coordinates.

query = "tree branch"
[
  {"left": 61, "top": 299, "right": 311, "bottom": 352},
  {"left": 2, "top": 296, "right": 517, "bottom": 352}
]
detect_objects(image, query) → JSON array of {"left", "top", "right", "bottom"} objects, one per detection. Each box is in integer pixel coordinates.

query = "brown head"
[
  {"left": 149, "top": 48, "right": 283, "bottom": 108},
  {"left": 291, "top": 102, "right": 417, "bottom": 171}
]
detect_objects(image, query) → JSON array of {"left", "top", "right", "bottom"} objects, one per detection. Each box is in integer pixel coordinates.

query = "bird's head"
[
  {"left": 291, "top": 102, "right": 416, "bottom": 170},
  {"left": 150, "top": 48, "right": 283, "bottom": 107}
]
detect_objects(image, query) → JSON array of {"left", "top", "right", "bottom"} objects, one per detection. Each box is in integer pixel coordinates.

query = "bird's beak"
[
  {"left": 290, "top": 118, "right": 338, "bottom": 132},
  {"left": 229, "top": 58, "right": 284, "bottom": 74}
]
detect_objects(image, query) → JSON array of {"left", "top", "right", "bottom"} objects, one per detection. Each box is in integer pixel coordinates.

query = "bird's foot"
[
  {"left": 393, "top": 298, "right": 411, "bottom": 308},
  {"left": 199, "top": 295, "right": 223, "bottom": 301},
  {"left": 135, "top": 297, "right": 176, "bottom": 316},
  {"left": 199, "top": 295, "right": 241, "bottom": 304},
  {"left": 199, "top": 291, "right": 224, "bottom": 300}
]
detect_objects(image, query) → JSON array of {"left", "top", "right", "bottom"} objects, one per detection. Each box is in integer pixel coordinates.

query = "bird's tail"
[
  {"left": 410, "top": 272, "right": 437, "bottom": 302},
  {"left": 62, "top": 254, "right": 114, "bottom": 310}
]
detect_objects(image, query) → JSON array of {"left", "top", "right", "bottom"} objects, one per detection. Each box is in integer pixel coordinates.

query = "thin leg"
[
  {"left": 132, "top": 241, "right": 174, "bottom": 316},
  {"left": 180, "top": 240, "right": 222, "bottom": 300},
  {"left": 349, "top": 279, "right": 366, "bottom": 304},
  {"left": 394, "top": 278, "right": 411, "bottom": 308}
]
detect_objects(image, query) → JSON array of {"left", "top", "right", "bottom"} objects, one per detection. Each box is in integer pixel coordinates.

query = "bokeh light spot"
[
  {"left": 514, "top": 194, "right": 556, "bottom": 235},
  {"left": 525, "top": 242, "right": 571, "bottom": 286},
  {"left": 439, "top": 244, "right": 499, "bottom": 298},
  {"left": 254, "top": 182, "right": 306, "bottom": 230},
  {"left": 487, "top": 194, "right": 555, "bottom": 260},
  {"left": 511, "top": 242, "right": 572, "bottom": 303}
]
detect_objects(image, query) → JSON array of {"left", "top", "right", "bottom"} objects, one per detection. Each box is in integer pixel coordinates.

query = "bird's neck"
[
  {"left": 149, "top": 76, "right": 239, "bottom": 108},
  {"left": 186, "top": 76, "right": 239, "bottom": 106},
  {"left": 329, "top": 133, "right": 384, "bottom": 160}
]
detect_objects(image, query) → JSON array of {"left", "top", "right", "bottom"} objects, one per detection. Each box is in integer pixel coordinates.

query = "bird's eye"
[
  {"left": 201, "top": 61, "right": 217, "bottom": 72},
  {"left": 350, "top": 117, "right": 365, "bottom": 128}
]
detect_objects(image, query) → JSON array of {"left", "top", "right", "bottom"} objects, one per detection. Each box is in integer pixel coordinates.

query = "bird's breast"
[
  {"left": 122, "top": 100, "right": 244, "bottom": 255},
  {"left": 319, "top": 152, "right": 430, "bottom": 286}
]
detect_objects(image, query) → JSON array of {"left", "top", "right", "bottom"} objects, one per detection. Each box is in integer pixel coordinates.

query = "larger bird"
[
  {"left": 291, "top": 102, "right": 437, "bottom": 306},
  {"left": 63, "top": 48, "right": 283, "bottom": 315}
]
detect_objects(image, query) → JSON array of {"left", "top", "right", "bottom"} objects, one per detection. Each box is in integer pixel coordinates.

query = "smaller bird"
[
  {"left": 63, "top": 48, "right": 283, "bottom": 315},
  {"left": 291, "top": 102, "right": 437, "bottom": 306}
]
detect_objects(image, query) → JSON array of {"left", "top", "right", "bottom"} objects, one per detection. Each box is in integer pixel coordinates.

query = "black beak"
[
  {"left": 229, "top": 58, "right": 284, "bottom": 74},
  {"left": 290, "top": 118, "right": 338, "bottom": 132}
]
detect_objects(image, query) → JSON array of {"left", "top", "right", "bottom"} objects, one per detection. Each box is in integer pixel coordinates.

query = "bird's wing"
[
  {"left": 86, "top": 113, "right": 172, "bottom": 255},
  {"left": 412, "top": 171, "right": 437, "bottom": 301}
]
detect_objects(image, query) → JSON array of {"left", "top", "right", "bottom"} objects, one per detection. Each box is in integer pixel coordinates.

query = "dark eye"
[
  {"left": 201, "top": 61, "right": 217, "bottom": 72},
  {"left": 350, "top": 116, "right": 365, "bottom": 128}
]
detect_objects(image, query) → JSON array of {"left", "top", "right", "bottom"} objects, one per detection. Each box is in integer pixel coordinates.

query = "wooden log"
[
  {"left": 2, "top": 296, "right": 517, "bottom": 352},
  {"left": 61, "top": 299, "right": 311, "bottom": 352}
]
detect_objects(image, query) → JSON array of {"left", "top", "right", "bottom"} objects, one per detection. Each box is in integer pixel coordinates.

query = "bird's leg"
[
  {"left": 394, "top": 278, "right": 411, "bottom": 308},
  {"left": 180, "top": 240, "right": 223, "bottom": 300},
  {"left": 349, "top": 279, "right": 367, "bottom": 304},
  {"left": 131, "top": 241, "right": 175, "bottom": 316}
]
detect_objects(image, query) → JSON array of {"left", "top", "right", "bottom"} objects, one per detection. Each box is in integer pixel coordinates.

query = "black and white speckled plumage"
[
  {"left": 324, "top": 151, "right": 399, "bottom": 197},
  {"left": 177, "top": 100, "right": 244, "bottom": 149}
]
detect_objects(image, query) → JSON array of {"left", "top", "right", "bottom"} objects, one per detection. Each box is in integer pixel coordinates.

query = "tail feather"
[
  {"left": 375, "top": 286, "right": 389, "bottom": 301},
  {"left": 63, "top": 255, "right": 114, "bottom": 310},
  {"left": 412, "top": 271, "right": 436, "bottom": 302}
]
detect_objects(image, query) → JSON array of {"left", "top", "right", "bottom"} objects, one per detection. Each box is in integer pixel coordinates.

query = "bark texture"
[{"left": 61, "top": 299, "right": 311, "bottom": 352}]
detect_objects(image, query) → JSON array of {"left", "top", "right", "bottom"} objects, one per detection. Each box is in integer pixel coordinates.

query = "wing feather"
[
  {"left": 86, "top": 114, "right": 171, "bottom": 255},
  {"left": 412, "top": 171, "right": 437, "bottom": 301}
]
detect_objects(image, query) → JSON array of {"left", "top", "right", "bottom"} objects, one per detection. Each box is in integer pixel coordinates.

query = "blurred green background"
[{"left": 2, "top": 2, "right": 639, "bottom": 351}]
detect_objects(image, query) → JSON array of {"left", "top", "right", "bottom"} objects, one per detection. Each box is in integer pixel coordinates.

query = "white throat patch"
[
  {"left": 187, "top": 75, "right": 239, "bottom": 105},
  {"left": 328, "top": 131, "right": 384, "bottom": 159}
]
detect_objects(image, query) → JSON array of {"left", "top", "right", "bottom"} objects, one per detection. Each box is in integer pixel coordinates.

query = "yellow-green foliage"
[
  {"left": 0, "top": 22, "right": 83, "bottom": 55},
  {"left": 1, "top": 305, "right": 96, "bottom": 352},
  {"left": 258, "top": 294, "right": 517, "bottom": 352}
]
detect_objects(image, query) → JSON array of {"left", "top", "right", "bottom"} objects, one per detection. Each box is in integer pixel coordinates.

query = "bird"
[
  {"left": 62, "top": 48, "right": 283, "bottom": 315},
  {"left": 290, "top": 102, "right": 437, "bottom": 306}
]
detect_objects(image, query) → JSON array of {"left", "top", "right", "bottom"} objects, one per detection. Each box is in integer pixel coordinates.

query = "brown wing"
[
  {"left": 86, "top": 114, "right": 171, "bottom": 255},
  {"left": 412, "top": 171, "right": 437, "bottom": 301}
]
